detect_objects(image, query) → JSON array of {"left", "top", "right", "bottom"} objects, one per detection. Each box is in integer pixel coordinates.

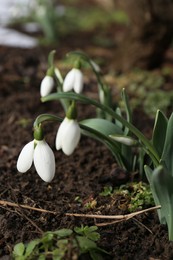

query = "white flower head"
[
  {"left": 17, "top": 140, "right": 55, "bottom": 182},
  {"left": 63, "top": 68, "right": 83, "bottom": 94},
  {"left": 40, "top": 75, "right": 54, "bottom": 97},
  {"left": 55, "top": 117, "right": 81, "bottom": 155}
]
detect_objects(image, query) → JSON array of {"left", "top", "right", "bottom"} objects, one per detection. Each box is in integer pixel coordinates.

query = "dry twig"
[
  {"left": 0, "top": 199, "right": 56, "bottom": 214},
  {"left": 66, "top": 205, "right": 161, "bottom": 227}
]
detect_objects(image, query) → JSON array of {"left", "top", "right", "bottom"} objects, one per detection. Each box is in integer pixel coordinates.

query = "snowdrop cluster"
[
  {"left": 17, "top": 65, "right": 82, "bottom": 182},
  {"left": 17, "top": 117, "right": 81, "bottom": 182},
  {"left": 40, "top": 67, "right": 84, "bottom": 97}
]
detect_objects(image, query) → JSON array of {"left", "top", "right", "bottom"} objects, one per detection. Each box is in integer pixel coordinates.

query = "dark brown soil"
[{"left": 1, "top": 45, "right": 173, "bottom": 260}]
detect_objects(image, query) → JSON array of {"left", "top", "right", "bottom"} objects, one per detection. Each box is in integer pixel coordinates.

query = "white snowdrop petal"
[
  {"left": 34, "top": 141, "right": 55, "bottom": 182},
  {"left": 17, "top": 141, "right": 34, "bottom": 173},
  {"left": 63, "top": 69, "right": 75, "bottom": 92},
  {"left": 74, "top": 69, "right": 83, "bottom": 94},
  {"left": 40, "top": 75, "right": 54, "bottom": 97},
  {"left": 62, "top": 120, "right": 81, "bottom": 155},
  {"left": 55, "top": 118, "right": 69, "bottom": 150}
]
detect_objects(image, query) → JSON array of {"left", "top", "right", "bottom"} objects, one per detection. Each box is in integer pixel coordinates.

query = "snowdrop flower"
[
  {"left": 40, "top": 75, "right": 54, "bottom": 97},
  {"left": 17, "top": 140, "right": 55, "bottom": 182},
  {"left": 55, "top": 117, "right": 81, "bottom": 155},
  {"left": 63, "top": 68, "right": 83, "bottom": 94}
]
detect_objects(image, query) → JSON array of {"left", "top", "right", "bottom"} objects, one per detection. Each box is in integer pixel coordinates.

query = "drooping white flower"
[
  {"left": 63, "top": 68, "right": 83, "bottom": 94},
  {"left": 17, "top": 140, "right": 35, "bottom": 173},
  {"left": 17, "top": 140, "right": 55, "bottom": 182},
  {"left": 55, "top": 117, "right": 81, "bottom": 155},
  {"left": 40, "top": 75, "right": 54, "bottom": 97}
]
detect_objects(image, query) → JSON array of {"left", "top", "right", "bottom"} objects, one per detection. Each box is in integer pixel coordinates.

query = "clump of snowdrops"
[{"left": 17, "top": 50, "right": 173, "bottom": 240}]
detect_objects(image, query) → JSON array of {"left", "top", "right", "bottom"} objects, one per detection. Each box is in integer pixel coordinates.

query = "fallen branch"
[
  {"left": 0, "top": 199, "right": 56, "bottom": 214},
  {"left": 66, "top": 205, "right": 161, "bottom": 226}
]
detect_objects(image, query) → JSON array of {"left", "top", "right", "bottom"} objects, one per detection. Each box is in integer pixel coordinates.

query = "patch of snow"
[{"left": 0, "top": 28, "right": 38, "bottom": 48}]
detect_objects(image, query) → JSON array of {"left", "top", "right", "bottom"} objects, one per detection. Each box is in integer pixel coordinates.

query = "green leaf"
[
  {"left": 121, "top": 88, "right": 131, "bottom": 121},
  {"left": 80, "top": 118, "right": 123, "bottom": 136},
  {"left": 77, "top": 236, "right": 97, "bottom": 252},
  {"left": 151, "top": 165, "right": 173, "bottom": 240},
  {"left": 74, "top": 226, "right": 84, "bottom": 235},
  {"left": 144, "top": 165, "right": 162, "bottom": 222},
  {"left": 53, "top": 228, "right": 73, "bottom": 238},
  {"left": 85, "top": 232, "right": 100, "bottom": 242},
  {"left": 85, "top": 226, "right": 98, "bottom": 233},
  {"left": 41, "top": 232, "right": 54, "bottom": 242},
  {"left": 13, "top": 243, "right": 25, "bottom": 256},
  {"left": 161, "top": 112, "right": 173, "bottom": 175},
  {"left": 75, "top": 226, "right": 100, "bottom": 241},
  {"left": 99, "top": 186, "right": 113, "bottom": 196},
  {"left": 52, "top": 249, "right": 63, "bottom": 260},
  {"left": 25, "top": 239, "right": 40, "bottom": 257},
  {"left": 152, "top": 110, "right": 168, "bottom": 157},
  {"left": 79, "top": 119, "right": 125, "bottom": 166}
]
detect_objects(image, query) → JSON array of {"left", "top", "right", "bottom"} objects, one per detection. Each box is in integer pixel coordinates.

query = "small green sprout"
[
  {"left": 114, "top": 182, "right": 154, "bottom": 212},
  {"left": 99, "top": 186, "right": 113, "bottom": 196},
  {"left": 84, "top": 199, "right": 97, "bottom": 209}
]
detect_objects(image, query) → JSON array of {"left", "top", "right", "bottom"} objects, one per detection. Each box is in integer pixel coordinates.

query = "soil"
[{"left": 1, "top": 44, "right": 173, "bottom": 260}]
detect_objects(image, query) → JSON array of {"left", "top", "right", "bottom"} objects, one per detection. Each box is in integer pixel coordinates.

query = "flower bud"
[{"left": 109, "top": 134, "right": 137, "bottom": 146}]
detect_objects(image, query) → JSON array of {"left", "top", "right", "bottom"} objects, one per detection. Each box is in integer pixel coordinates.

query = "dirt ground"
[{"left": 1, "top": 45, "right": 173, "bottom": 260}]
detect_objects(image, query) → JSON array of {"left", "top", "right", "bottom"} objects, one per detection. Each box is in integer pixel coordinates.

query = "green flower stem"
[
  {"left": 33, "top": 114, "right": 61, "bottom": 128},
  {"left": 42, "top": 92, "right": 160, "bottom": 166},
  {"left": 48, "top": 50, "right": 56, "bottom": 68}
]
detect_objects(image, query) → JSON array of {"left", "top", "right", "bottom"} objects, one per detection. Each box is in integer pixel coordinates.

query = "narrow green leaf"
[
  {"left": 151, "top": 165, "right": 173, "bottom": 240},
  {"left": 121, "top": 88, "right": 132, "bottom": 123},
  {"left": 121, "top": 88, "right": 132, "bottom": 135},
  {"left": 80, "top": 118, "right": 123, "bottom": 136},
  {"left": 161, "top": 112, "right": 173, "bottom": 175},
  {"left": 48, "top": 50, "right": 56, "bottom": 67},
  {"left": 152, "top": 110, "right": 168, "bottom": 157},
  {"left": 115, "top": 107, "right": 123, "bottom": 129},
  {"left": 144, "top": 165, "right": 163, "bottom": 223}
]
